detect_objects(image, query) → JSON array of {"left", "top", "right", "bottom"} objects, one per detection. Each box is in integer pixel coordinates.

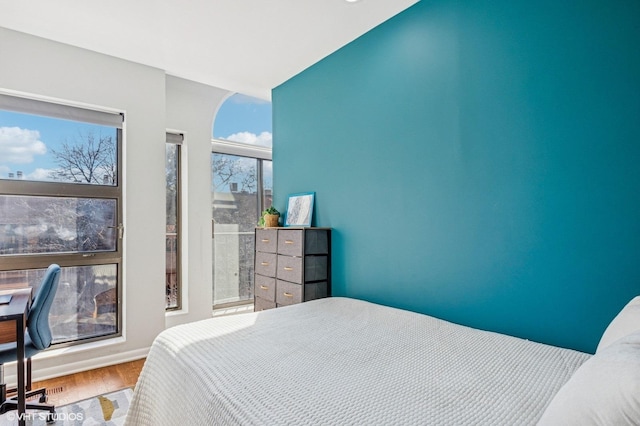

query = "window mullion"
[
  {"left": 0, "top": 180, "right": 120, "bottom": 199},
  {"left": 0, "top": 252, "right": 121, "bottom": 270}
]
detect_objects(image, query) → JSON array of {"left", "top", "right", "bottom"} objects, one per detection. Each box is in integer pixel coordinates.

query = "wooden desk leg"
[{"left": 16, "top": 316, "right": 26, "bottom": 426}]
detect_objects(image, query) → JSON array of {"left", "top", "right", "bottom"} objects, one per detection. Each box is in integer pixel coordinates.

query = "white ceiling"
[{"left": 0, "top": 0, "right": 419, "bottom": 100}]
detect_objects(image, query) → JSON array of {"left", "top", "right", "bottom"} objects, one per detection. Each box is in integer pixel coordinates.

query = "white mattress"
[{"left": 125, "top": 297, "right": 590, "bottom": 425}]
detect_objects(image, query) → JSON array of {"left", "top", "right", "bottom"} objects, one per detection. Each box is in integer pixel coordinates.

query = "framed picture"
[{"left": 284, "top": 192, "right": 315, "bottom": 227}]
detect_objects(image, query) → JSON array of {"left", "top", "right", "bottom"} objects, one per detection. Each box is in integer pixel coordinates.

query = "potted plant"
[{"left": 259, "top": 206, "right": 280, "bottom": 228}]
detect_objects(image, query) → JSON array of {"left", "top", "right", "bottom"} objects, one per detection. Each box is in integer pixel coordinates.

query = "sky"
[
  {"left": 0, "top": 93, "right": 272, "bottom": 181},
  {"left": 0, "top": 110, "right": 114, "bottom": 181}
]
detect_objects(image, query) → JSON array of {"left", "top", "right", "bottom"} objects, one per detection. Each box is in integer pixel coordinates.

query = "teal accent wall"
[{"left": 272, "top": 0, "right": 640, "bottom": 353}]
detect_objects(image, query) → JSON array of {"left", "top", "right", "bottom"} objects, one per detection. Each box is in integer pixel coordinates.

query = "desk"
[{"left": 0, "top": 288, "right": 32, "bottom": 426}]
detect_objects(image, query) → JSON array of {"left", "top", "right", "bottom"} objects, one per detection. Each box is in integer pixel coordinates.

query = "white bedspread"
[{"left": 125, "top": 297, "right": 590, "bottom": 425}]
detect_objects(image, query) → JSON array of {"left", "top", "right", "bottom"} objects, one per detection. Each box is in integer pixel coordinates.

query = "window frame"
[
  {"left": 165, "top": 132, "right": 183, "bottom": 311},
  {"left": 211, "top": 138, "right": 273, "bottom": 310},
  {"left": 0, "top": 91, "right": 124, "bottom": 346}
]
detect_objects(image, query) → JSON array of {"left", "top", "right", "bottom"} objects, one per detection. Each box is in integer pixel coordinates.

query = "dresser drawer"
[
  {"left": 255, "top": 229, "right": 277, "bottom": 253},
  {"left": 276, "top": 280, "right": 302, "bottom": 306},
  {"left": 305, "top": 256, "right": 328, "bottom": 282},
  {"left": 304, "top": 281, "right": 328, "bottom": 301},
  {"left": 254, "top": 296, "right": 276, "bottom": 312},
  {"left": 255, "top": 252, "right": 277, "bottom": 277},
  {"left": 254, "top": 275, "right": 276, "bottom": 302},
  {"left": 277, "top": 230, "right": 303, "bottom": 256},
  {"left": 305, "top": 229, "right": 329, "bottom": 255},
  {"left": 277, "top": 255, "right": 303, "bottom": 283}
]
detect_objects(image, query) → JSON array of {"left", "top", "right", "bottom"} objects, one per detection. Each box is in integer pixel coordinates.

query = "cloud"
[
  {"left": 225, "top": 131, "right": 272, "bottom": 147},
  {"left": 0, "top": 126, "right": 47, "bottom": 164},
  {"left": 28, "top": 168, "right": 55, "bottom": 181},
  {"left": 27, "top": 166, "right": 114, "bottom": 184}
]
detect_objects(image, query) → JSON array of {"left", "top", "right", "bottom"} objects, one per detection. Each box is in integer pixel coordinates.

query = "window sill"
[
  {"left": 36, "top": 336, "right": 127, "bottom": 361},
  {"left": 165, "top": 308, "right": 189, "bottom": 317}
]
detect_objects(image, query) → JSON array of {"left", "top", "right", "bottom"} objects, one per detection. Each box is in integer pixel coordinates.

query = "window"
[
  {"left": 166, "top": 133, "right": 182, "bottom": 310},
  {"left": 0, "top": 92, "right": 123, "bottom": 345},
  {"left": 214, "top": 94, "right": 272, "bottom": 148},
  {"left": 212, "top": 94, "right": 272, "bottom": 309}
]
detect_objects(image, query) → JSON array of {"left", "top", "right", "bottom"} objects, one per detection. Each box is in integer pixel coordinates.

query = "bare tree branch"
[{"left": 49, "top": 131, "right": 116, "bottom": 184}]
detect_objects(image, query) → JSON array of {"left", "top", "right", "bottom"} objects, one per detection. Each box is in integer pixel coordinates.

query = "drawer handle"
[
  {"left": 284, "top": 240, "right": 294, "bottom": 245},
  {"left": 261, "top": 262, "right": 269, "bottom": 266},
  {"left": 261, "top": 239, "right": 270, "bottom": 243},
  {"left": 283, "top": 266, "right": 294, "bottom": 271},
  {"left": 260, "top": 285, "right": 269, "bottom": 290},
  {"left": 283, "top": 292, "right": 293, "bottom": 298}
]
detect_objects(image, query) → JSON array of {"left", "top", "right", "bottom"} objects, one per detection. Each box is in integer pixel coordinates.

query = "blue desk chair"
[{"left": 0, "top": 264, "right": 60, "bottom": 422}]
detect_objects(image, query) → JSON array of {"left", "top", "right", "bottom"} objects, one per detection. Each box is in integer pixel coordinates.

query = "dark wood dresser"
[{"left": 254, "top": 227, "right": 331, "bottom": 311}]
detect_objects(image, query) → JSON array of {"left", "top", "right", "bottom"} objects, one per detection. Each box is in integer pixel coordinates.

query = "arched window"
[
  {"left": 211, "top": 93, "right": 272, "bottom": 310},
  {"left": 213, "top": 93, "right": 272, "bottom": 147}
]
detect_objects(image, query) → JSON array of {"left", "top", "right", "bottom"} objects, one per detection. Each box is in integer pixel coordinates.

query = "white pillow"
[
  {"left": 537, "top": 331, "right": 640, "bottom": 426},
  {"left": 596, "top": 296, "right": 640, "bottom": 353}
]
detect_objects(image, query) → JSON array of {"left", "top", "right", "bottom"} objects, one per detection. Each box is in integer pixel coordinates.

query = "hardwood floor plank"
[{"left": 30, "top": 359, "right": 145, "bottom": 406}]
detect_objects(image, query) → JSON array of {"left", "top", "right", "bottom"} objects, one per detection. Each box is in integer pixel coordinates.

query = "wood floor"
[{"left": 29, "top": 358, "right": 145, "bottom": 406}]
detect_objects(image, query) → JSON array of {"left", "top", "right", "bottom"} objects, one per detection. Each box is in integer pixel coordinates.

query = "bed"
[{"left": 125, "top": 296, "right": 640, "bottom": 425}]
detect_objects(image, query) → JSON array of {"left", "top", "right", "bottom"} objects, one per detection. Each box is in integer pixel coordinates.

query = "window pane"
[
  {"left": 212, "top": 153, "right": 258, "bottom": 306},
  {"left": 0, "top": 264, "right": 117, "bottom": 343},
  {"left": 166, "top": 142, "right": 179, "bottom": 309},
  {"left": 166, "top": 234, "right": 178, "bottom": 308},
  {"left": 0, "top": 195, "right": 117, "bottom": 255},
  {"left": 166, "top": 144, "right": 178, "bottom": 227},
  {"left": 263, "top": 160, "right": 273, "bottom": 208},
  {"left": 213, "top": 94, "right": 272, "bottom": 148},
  {"left": 0, "top": 110, "right": 118, "bottom": 185}
]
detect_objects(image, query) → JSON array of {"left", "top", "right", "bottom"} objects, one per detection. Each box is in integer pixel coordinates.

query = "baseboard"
[{"left": 3, "top": 347, "right": 150, "bottom": 386}]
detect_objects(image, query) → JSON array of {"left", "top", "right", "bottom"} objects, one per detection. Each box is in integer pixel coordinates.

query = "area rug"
[{"left": 0, "top": 387, "right": 133, "bottom": 425}]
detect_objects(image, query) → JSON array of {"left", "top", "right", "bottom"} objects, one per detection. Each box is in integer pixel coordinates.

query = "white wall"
[
  {"left": 165, "top": 76, "right": 229, "bottom": 327},
  {"left": 0, "top": 27, "right": 228, "bottom": 380}
]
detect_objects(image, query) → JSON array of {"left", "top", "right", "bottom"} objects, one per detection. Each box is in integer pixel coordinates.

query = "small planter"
[{"left": 264, "top": 214, "right": 280, "bottom": 228}]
